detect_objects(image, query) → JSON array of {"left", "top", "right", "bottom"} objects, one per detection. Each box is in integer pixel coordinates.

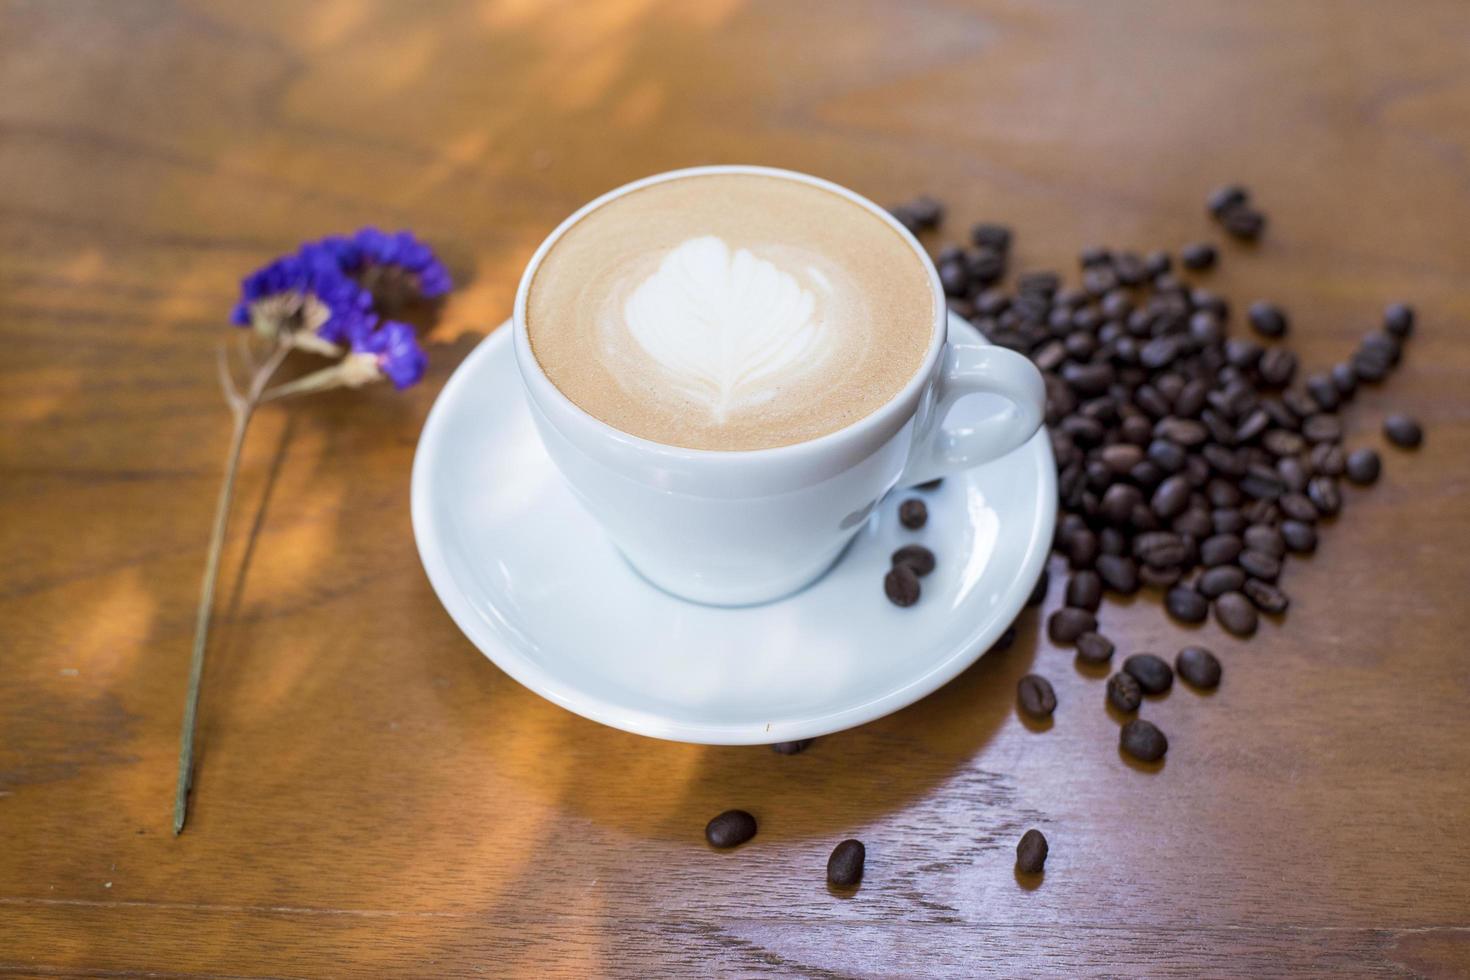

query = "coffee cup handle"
[{"left": 898, "top": 343, "right": 1047, "bottom": 488}]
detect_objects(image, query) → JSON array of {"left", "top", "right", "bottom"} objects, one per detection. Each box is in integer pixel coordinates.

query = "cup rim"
[{"left": 511, "top": 164, "right": 948, "bottom": 464}]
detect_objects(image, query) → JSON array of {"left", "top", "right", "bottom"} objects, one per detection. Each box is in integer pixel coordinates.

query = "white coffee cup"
[{"left": 513, "top": 165, "right": 1045, "bottom": 606}]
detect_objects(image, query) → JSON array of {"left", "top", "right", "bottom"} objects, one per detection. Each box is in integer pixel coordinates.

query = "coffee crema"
[{"left": 526, "top": 173, "right": 935, "bottom": 451}]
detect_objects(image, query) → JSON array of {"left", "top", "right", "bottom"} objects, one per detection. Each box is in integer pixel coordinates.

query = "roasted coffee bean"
[
  {"left": 1123, "top": 653, "right": 1174, "bottom": 694},
  {"left": 1345, "top": 447, "right": 1381, "bottom": 485},
  {"left": 1150, "top": 475, "right": 1192, "bottom": 520},
  {"left": 1075, "top": 631, "right": 1115, "bottom": 665},
  {"left": 939, "top": 262, "right": 969, "bottom": 296},
  {"left": 1248, "top": 301, "right": 1288, "bottom": 338},
  {"left": 1302, "top": 414, "right": 1342, "bottom": 444},
  {"left": 1107, "top": 671, "right": 1143, "bottom": 713},
  {"left": 1207, "top": 184, "right": 1248, "bottom": 216},
  {"left": 1066, "top": 571, "right": 1103, "bottom": 612},
  {"left": 1198, "top": 565, "right": 1246, "bottom": 598},
  {"left": 1208, "top": 479, "right": 1243, "bottom": 508},
  {"left": 1165, "top": 584, "right": 1209, "bottom": 623},
  {"left": 1099, "top": 526, "right": 1127, "bottom": 556},
  {"left": 1147, "top": 439, "right": 1186, "bottom": 473},
  {"left": 899, "top": 498, "right": 928, "bottom": 529},
  {"left": 1214, "top": 591, "right": 1259, "bottom": 637},
  {"left": 1017, "top": 674, "right": 1058, "bottom": 719},
  {"left": 1099, "top": 484, "right": 1143, "bottom": 525},
  {"left": 1221, "top": 205, "right": 1266, "bottom": 241},
  {"left": 1353, "top": 348, "right": 1392, "bottom": 382},
  {"left": 1280, "top": 519, "right": 1317, "bottom": 554},
  {"left": 1239, "top": 464, "right": 1285, "bottom": 500},
  {"left": 1143, "top": 250, "right": 1172, "bottom": 277},
  {"left": 1213, "top": 508, "right": 1247, "bottom": 535},
  {"left": 826, "top": 838, "right": 866, "bottom": 888},
  {"left": 1095, "top": 554, "right": 1140, "bottom": 594},
  {"left": 1027, "top": 568, "right": 1049, "bottom": 607},
  {"left": 1361, "top": 332, "right": 1401, "bottom": 366},
  {"left": 1262, "top": 429, "right": 1305, "bottom": 457},
  {"left": 1173, "top": 508, "right": 1213, "bottom": 539},
  {"left": 1242, "top": 498, "right": 1280, "bottom": 525},
  {"left": 1282, "top": 388, "right": 1317, "bottom": 419},
  {"left": 892, "top": 544, "right": 936, "bottom": 577},
  {"left": 1176, "top": 646, "right": 1222, "bottom": 689},
  {"left": 1307, "top": 476, "right": 1342, "bottom": 516},
  {"left": 1180, "top": 242, "right": 1217, "bottom": 270},
  {"left": 1016, "top": 829, "right": 1049, "bottom": 874},
  {"left": 1244, "top": 578, "right": 1290, "bottom": 614},
  {"left": 971, "top": 248, "right": 1006, "bottom": 284},
  {"left": 772, "top": 739, "right": 815, "bottom": 755},
  {"left": 1310, "top": 442, "right": 1346, "bottom": 477},
  {"left": 884, "top": 564, "right": 921, "bottom": 607},
  {"left": 706, "top": 809, "right": 758, "bottom": 848},
  {"left": 1256, "top": 347, "right": 1297, "bottom": 387},
  {"left": 1120, "top": 718, "right": 1169, "bottom": 761},
  {"left": 1100, "top": 443, "right": 1144, "bottom": 474},
  {"left": 971, "top": 222, "right": 1012, "bottom": 252},
  {"left": 1134, "top": 532, "right": 1188, "bottom": 568},
  {"left": 1155, "top": 417, "right": 1209, "bottom": 447},
  {"left": 1262, "top": 397, "right": 1299, "bottom": 431},
  {"left": 1243, "top": 524, "right": 1285, "bottom": 557},
  {"left": 1383, "top": 302, "right": 1415, "bottom": 339},
  {"left": 1225, "top": 338, "right": 1262, "bottom": 369},
  {"left": 1277, "top": 456, "right": 1308, "bottom": 493},
  {"left": 1048, "top": 607, "right": 1097, "bottom": 643},
  {"left": 1330, "top": 362, "right": 1358, "bottom": 398},
  {"left": 1278, "top": 492, "right": 1318, "bottom": 524},
  {"left": 1066, "top": 527, "right": 1100, "bottom": 569},
  {"left": 1306, "top": 374, "right": 1340, "bottom": 411},
  {"left": 1142, "top": 564, "right": 1184, "bottom": 588},
  {"left": 1121, "top": 413, "right": 1155, "bottom": 445},
  {"left": 1238, "top": 548, "right": 1282, "bottom": 582},
  {"left": 1384, "top": 413, "right": 1423, "bottom": 448},
  {"left": 1200, "top": 533, "right": 1243, "bottom": 566},
  {"left": 1234, "top": 410, "right": 1270, "bottom": 444}
]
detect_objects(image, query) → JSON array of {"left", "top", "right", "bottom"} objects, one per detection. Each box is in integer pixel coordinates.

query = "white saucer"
[{"left": 411, "top": 313, "right": 1056, "bottom": 744}]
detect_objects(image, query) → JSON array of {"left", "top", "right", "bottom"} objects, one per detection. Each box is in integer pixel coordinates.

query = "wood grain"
[{"left": 3, "top": 0, "right": 1470, "bottom": 976}]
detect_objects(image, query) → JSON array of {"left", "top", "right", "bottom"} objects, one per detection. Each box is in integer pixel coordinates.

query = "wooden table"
[{"left": 4, "top": 1, "right": 1469, "bottom": 976}]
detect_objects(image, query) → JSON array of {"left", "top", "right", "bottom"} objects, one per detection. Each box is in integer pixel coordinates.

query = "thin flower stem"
[{"left": 174, "top": 340, "right": 290, "bottom": 834}]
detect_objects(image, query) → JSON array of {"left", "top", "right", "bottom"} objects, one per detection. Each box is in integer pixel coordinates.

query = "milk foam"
[
  {"left": 526, "top": 172, "right": 935, "bottom": 451},
  {"left": 615, "top": 236, "right": 835, "bottom": 422}
]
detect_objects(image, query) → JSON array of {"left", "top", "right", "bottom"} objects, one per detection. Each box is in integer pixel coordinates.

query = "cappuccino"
[{"left": 526, "top": 172, "right": 935, "bottom": 451}]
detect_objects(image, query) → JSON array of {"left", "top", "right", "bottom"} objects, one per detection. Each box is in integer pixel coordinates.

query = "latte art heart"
[{"left": 622, "top": 236, "right": 831, "bottom": 421}]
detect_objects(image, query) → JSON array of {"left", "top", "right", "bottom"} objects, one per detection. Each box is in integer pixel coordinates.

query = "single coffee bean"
[
  {"left": 1248, "top": 301, "right": 1288, "bottom": 338},
  {"left": 1016, "top": 829, "right": 1049, "bottom": 874},
  {"left": 1262, "top": 428, "right": 1305, "bottom": 457},
  {"left": 1123, "top": 653, "right": 1174, "bottom": 694},
  {"left": 772, "top": 739, "right": 815, "bottom": 755},
  {"left": 1234, "top": 409, "right": 1270, "bottom": 444},
  {"left": 1155, "top": 417, "right": 1209, "bottom": 447},
  {"left": 1278, "top": 492, "right": 1318, "bottom": 524},
  {"left": 1345, "top": 447, "right": 1381, "bottom": 485},
  {"left": 1017, "top": 674, "right": 1058, "bottom": 719},
  {"left": 1099, "top": 526, "right": 1127, "bottom": 556},
  {"left": 1331, "top": 362, "right": 1358, "bottom": 398},
  {"left": 1147, "top": 438, "right": 1187, "bottom": 473},
  {"left": 1141, "top": 564, "right": 1184, "bottom": 589},
  {"left": 1066, "top": 527, "right": 1100, "bottom": 569},
  {"left": 1221, "top": 205, "right": 1266, "bottom": 241},
  {"left": 1207, "top": 184, "right": 1248, "bottom": 216},
  {"left": 1173, "top": 508, "right": 1213, "bottom": 539},
  {"left": 1307, "top": 476, "right": 1342, "bottom": 516},
  {"left": 1213, "top": 508, "right": 1247, "bottom": 534},
  {"left": 1305, "top": 375, "right": 1340, "bottom": 413},
  {"left": 1027, "top": 568, "right": 1049, "bottom": 607},
  {"left": 1180, "top": 242, "right": 1217, "bottom": 270},
  {"left": 1242, "top": 498, "right": 1280, "bottom": 526},
  {"left": 1100, "top": 484, "right": 1143, "bottom": 524},
  {"left": 1243, "top": 578, "right": 1290, "bottom": 614},
  {"left": 1176, "top": 646, "right": 1222, "bottom": 689},
  {"left": 1239, "top": 464, "right": 1285, "bottom": 500},
  {"left": 892, "top": 544, "right": 936, "bottom": 577},
  {"left": 1238, "top": 548, "right": 1282, "bottom": 582},
  {"left": 1048, "top": 607, "right": 1097, "bottom": 644},
  {"left": 1200, "top": 533, "right": 1243, "bottom": 566},
  {"left": 1066, "top": 570, "right": 1103, "bottom": 612},
  {"left": 1384, "top": 414, "right": 1423, "bottom": 448},
  {"left": 1198, "top": 565, "right": 1247, "bottom": 598},
  {"left": 1353, "top": 348, "right": 1391, "bottom": 382},
  {"left": 1075, "top": 631, "right": 1115, "bottom": 665},
  {"left": 1214, "top": 591, "right": 1259, "bottom": 637},
  {"left": 1164, "top": 584, "right": 1209, "bottom": 623},
  {"left": 1302, "top": 414, "right": 1343, "bottom": 444},
  {"left": 1107, "top": 671, "right": 1143, "bottom": 713},
  {"left": 1134, "top": 531, "right": 1188, "bottom": 568},
  {"left": 1277, "top": 456, "right": 1308, "bottom": 493},
  {"left": 1383, "top": 302, "right": 1415, "bottom": 339},
  {"left": 1100, "top": 443, "right": 1144, "bottom": 474},
  {"left": 1120, "top": 718, "right": 1169, "bottom": 762},
  {"left": 1150, "top": 475, "right": 1192, "bottom": 520},
  {"left": 884, "top": 564, "right": 921, "bottom": 607},
  {"left": 971, "top": 222, "right": 1012, "bottom": 252},
  {"left": 899, "top": 498, "right": 928, "bottom": 529},
  {"left": 1309, "top": 442, "right": 1345, "bottom": 477},
  {"left": 827, "top": 839, "right": 866, "bottom": 888},
  {"left": 706, "top": 809, "right": 758, "bottom": 848},
  {"left": 1361, "top": 332, "right": 1401, "bottom": 366},
  {"left": 1246, "top": 525, "right": 1281, "bottom": 555},
  {"left": 1095, "top": 554, "right": 1140, "bottom": 594},
  {"left": 1282, "top": 387, "right": 1318, "bottom": 420},
  {"left": 1280, "top": 519, "right": 1317, "bottom": 554}
]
